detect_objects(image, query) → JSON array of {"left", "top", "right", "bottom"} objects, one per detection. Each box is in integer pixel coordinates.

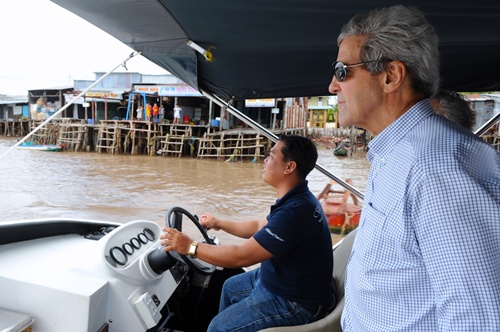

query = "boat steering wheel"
[{"left": 165, "top": 206, "right": 217, "bottom": 276}]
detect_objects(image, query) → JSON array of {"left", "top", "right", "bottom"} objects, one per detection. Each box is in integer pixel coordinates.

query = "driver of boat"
[
  {"left": 161, "top": 135, "right": 334, "bottom": 331},
  {"left": 330, "top": 5, "right": 500, "bottom": 331}
]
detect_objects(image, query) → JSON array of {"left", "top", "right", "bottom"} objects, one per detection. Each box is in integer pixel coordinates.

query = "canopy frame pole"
[
  {"left": 474, "top": 112, "right": 500, "bottom": 137},
  {"left": 201, "top": 90, "right": 365, "bottom": 200},
  {"left": 0, "top": 51, "right": 142, "bottom": 160}
]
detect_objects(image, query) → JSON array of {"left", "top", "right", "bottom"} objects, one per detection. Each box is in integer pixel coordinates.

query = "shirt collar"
[
  {"left": 367, "top": 99, "right": 434, "bottom": 162},
  {"left": 272, "top": 180, "right": 309, "bottom": 209}
]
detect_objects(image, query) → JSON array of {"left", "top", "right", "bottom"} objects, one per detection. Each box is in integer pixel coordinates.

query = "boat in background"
[
  {"left": 317, "top": 179, "right": 362, "bottom": 234},
  {"left": 17, "top": 142, "right": 63, "bottom": 152},
  {"left": 332, "top": 142, "right": 350, "bottom": 157}
]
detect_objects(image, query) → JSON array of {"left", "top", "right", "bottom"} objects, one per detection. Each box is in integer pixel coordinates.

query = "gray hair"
[{"left": 338, "top": 5, "right": 440, "bottom": 97}]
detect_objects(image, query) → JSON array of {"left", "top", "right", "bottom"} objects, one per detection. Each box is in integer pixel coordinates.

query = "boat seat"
[{"left": 258, "top": 229, "right": 357, "bottom": 332}]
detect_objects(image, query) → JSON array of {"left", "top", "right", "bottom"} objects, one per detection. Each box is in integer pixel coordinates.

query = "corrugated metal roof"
[
  {"left": 308, "top": 106, "right": 333, "bottom": 110},
  {"left": 0, "top": 95, "right": 28, "bottom": 105},
  {"left": 464, "top": 93, "right": 493, "bottom": 102},
  {"left": 28, "top": 85, "right": 73, "bottom": 92}
]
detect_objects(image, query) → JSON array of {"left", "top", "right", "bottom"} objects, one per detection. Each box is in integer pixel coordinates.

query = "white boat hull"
[{"left": 0, "top": 218, "right": 238, "bottom": 331}]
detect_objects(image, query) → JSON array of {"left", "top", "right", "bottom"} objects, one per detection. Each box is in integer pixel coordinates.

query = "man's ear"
[
  {"left": 383, "top": 60, "right": 406, "bottom": 93},
  {"left": 284, "top": 161, "right": 297, "bottom": 175}
]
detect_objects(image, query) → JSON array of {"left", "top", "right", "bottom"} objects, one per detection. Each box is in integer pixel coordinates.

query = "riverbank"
[
  {"left": 4, "top": 118, "right": 309, "bottom": 161},
  {"left": 3, "top": 117, "right": 372, "bottom": 160}
]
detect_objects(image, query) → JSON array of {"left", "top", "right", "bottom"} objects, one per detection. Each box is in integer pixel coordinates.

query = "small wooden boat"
[
  {"left": 317, "top": 179, "right": 362, "bottom": 234},
  {"left": 333, "top": 145, "right": 348, "bottom": 156},
  {"left": 17, "top": 142, "right": 63, "bottom": 152},
  {"left": 333, "top": 142, "right": 349, "bottom": 157}
]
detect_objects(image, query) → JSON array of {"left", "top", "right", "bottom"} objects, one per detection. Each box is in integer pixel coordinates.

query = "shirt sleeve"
[
  {"left": 254, "top": 195, "right": 323, "bottom": 257},
  {"left": 254, "top": 208, "right": 304, "bottom": 257},
  {"left": 411, "top": 170, "right": 500, "bottom": 329}
]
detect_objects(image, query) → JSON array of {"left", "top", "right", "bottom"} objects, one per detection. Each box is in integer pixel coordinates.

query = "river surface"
[{"left": 0, "top": 137, "right": 370, "bottom": 244}]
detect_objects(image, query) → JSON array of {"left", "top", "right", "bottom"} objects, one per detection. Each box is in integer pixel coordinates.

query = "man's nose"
[{"left": 329, "top": 75, "right": 340, "bottom": 94}]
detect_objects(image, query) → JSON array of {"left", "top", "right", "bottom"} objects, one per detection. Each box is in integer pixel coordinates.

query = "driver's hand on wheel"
[
  {"left": 160, "top": 227, "right": 193, "bottom": 255},
  {"left": 199, "top": 214, "right": 221, "bottom": 231}
]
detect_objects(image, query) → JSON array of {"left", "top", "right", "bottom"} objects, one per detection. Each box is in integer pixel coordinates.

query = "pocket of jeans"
[{"left": 285, "top": 299, "right": 316, "bottom": 319}]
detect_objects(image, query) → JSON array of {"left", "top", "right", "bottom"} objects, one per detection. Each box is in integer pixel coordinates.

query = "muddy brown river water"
[{"left": 0, "top": 137, "right": 370, "bottom": 245}]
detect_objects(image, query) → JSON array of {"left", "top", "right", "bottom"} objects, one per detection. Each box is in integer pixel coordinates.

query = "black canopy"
[{"left": 52, "top": 0, "right": 500, "bottom": 99}]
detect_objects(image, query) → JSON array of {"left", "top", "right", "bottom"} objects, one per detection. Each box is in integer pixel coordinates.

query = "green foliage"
[{"left": 326, "top": 107, "right": 337, "bottom": 122}]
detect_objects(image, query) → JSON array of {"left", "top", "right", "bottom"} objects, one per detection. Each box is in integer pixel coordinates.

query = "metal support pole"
[
  {"left": 0, "top": 51, "right": 142, "bottom": 160},
  {"left": 201, "top": 90, "right": 365, "bottom": 200},
  {"left": 474, "top": 112, "right": 500, "bottom": 137}
]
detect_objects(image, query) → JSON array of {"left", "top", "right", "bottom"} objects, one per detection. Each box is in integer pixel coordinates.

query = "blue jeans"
[{"left": 207, "top": 268, "right": 326, "bottom": 332}]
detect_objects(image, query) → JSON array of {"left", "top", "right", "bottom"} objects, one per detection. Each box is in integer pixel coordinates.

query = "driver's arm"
[
  {"left": 200, "top": 214, "right": 267, "bottom": 239},
  {"left": 196, "top": 237, "right": 272, "bottom": 268},
  {"left": 161, "top": 227, "right": 272, "bottom": 268}
]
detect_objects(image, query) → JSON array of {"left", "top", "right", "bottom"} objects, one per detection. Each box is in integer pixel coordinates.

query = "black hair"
[{"left": 278, "top": 135, "right": 318, "bottom": 180}]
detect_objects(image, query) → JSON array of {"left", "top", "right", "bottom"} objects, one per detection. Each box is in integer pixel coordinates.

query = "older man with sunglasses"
[{"left": 329, "top": 5, "right": 500, "bottom": 331}]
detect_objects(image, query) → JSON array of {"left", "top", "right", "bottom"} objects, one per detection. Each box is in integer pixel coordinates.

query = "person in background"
[
  {"left": 145, "top": 103, "right": 152, "bottom": 122},
  {"left": 173, "top": 103, "right": 182, "bottom": 124},
  {"left": 136, "top": 105, "right": 143, "bottom": 121},
  {"left": 153, "top": 103, "right": 159, "bottom": 122},
  {"left": 159, "top": 104, "right": 165, "bottom": 122},
  {"left": 329, "top": 5, "right": 500, "bottom": 331},
  {"left": 160, "top": 135, "right": 334, "bottom": 331},
  {"left": 221, "top": 112, "right": 230, "bottom": 130},
  {"left": 431, "top": 89, "right": 476, "bottom": 131}
]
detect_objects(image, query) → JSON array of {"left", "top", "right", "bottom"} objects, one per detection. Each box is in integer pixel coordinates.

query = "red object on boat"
[
  {"left": 317, "top": 179, "right": 362, "bottom": 228},
  {"left": 322, "top": 197, "right": 361, "bottom": 227}
]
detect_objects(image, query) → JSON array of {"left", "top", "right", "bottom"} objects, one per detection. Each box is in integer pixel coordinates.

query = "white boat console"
[{"left": 0, "top": 219, "right": 200, "bottom": 332}]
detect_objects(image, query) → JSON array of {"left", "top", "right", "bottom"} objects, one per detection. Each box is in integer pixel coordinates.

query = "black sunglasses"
[{"left": 332, "top": 60, "right": 384, "bottom": 82}]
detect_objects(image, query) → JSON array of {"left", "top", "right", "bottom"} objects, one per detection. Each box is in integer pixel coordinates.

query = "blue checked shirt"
[{"left": 342, "top": 99, "right": 500, "bottom": 331}]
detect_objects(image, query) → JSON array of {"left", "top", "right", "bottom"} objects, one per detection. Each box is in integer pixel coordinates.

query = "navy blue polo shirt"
[{"left": 253, "top": 181, "right": 334, "bottom": 305}]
